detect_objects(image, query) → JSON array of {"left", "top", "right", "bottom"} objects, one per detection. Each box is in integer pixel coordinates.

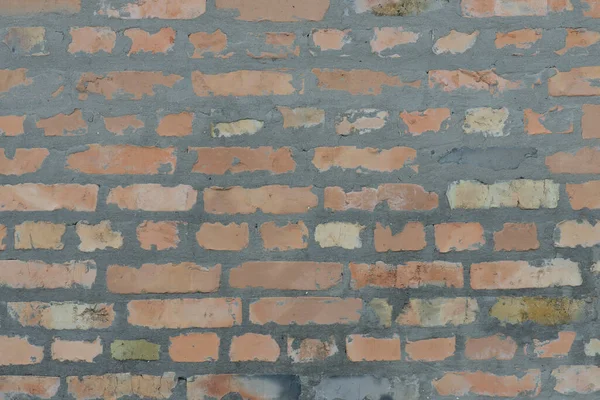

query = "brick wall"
[{"left": 1, "top": 0, "right": 600, "bottom": 398}]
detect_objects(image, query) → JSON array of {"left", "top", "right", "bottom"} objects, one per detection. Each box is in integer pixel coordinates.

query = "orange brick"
[
  {"left": 51, "top": 338, "right": 102, "bottom": 362},
  {"left": 8, "top": 302, "right": 114, "bottom": 329},
  {"left": 77, "top": 71, "right": 182, "bottom": 100},
  {"left": 67, "top": 145, "right": 176, "bottom": 175},
  {"left": 0, "top": 376, "right": 59, "bottom": 398},
  {"left": 313, "top": 68, "right": 419, "bottom": 95},
  {"left": 549, "top": 67, "right": 600, "bottom": 96},
  {"left": 374, "top": 222, "right": 426, "bottom": 252},
  {"left": 346, "top": 335, "right": 400, "bottom": 361},
  {"left": 350, "top": 261, "right": 463, "bottom": 289},
  {"left": 405, "top": 337, "right": 455, "bottom": 361},
  {"left": 0, "top": 184, "right": 98, "bottom": 211},
  {"left": 312, "top": 146, "right": 416, "bottom": 172},
  {"left": 230, "top": 262, "right": 342, "bottom": 290},
  {"left": 494, "top": 223, "right": 539, "bottom": 251},
  {"left": 287, "top": 337, "right": 338, "bottom": 362},
  {"left": 136, "top": 221, "right": 179, "bottom": 250},
  {"left": 188, "top": 30, "right": 229, "bottom": 58},
  {"left": 325, "top": 184, "right": 438, "bottom": 211},
  {"left": 471, "top": 259, "right": 581, "bottom": 289},
  {"left": 434, "top": 370, "right": 541, "bottom": 397},
  {"left": 191, "top": 147, "right": 295, "bottom": 174},
  {"left": 429, "top": 69, "right": 521, "bottom": 93},
  {"left": 250, "top": 297, "right": 362, "bottom": 325},
  {"left": 260, "top": 221, "right": 308, "bottom": 250},
  {"left": 169, "top": 333, "right": 219, "bottom": 362},
  {"left": 107, "top": 184, "right": 197, "bottom": 211},
  {"left": 0, "top": 115, "right": 25, "bottom": 136},
  {"left": 215, "top": 0, "right": 329, "bottom": 21},
  {"left": 36, "top": 110, "right": 87, "bottom": 136},
  {"left": 196, "top": 222, "right": 249, "bottom": 250},
  {"left": 435, "top": 222, "right": 485, "bottom": 252},
  {"left": 495, "top": 29, "right": 542, "bottom": 49},
  {"left": 98, "top": 0, "right": 205, "bottom": 19},
  {"left": 68, "top": 27, "right": 115, "bottom": 54},
  {"left": 567, "top": 181, "right": 600, "bottom": 209},
  {"left": 125, "top": 27, "right": 175, "bottom": 54},
  {"left": 531, "top": 331, "right": 576, "bottom": 358},
  {"left": 0, "top": 69, "right": 32, "bottom": 93},
  {"left": 583, "top": 104, "right": 600, "bottom": 139},
  {"left": 400, "top": 108, "right": 451, "bottom": 135},
  {"left": 192, "top": 70, "right": 299, "bottom": 96},
  {"left": 465, "top": 334, "right": 517, "bottom": 360},
  {"left": 0, "top": 260, "right": 95, "bottom": 289},
  {"left": 312, "top": 29, "right": 350, "bottom": 50},
  {"left": 0, "top": 335, "right": 43, "bottom": 365},
  {"left": 156, "top": 112, "right": 193, "bottom": 137},
  {"left": 230, "top": 334, "right": 280, "bottom": 362},
  {"left": 204, "top": 185, "right": 317, "bottom": 214},
  {"left": 0, "top": 0, "right": 80, "bottom": 15},
  {"left": 0, "top": 148, "right": 48, "bottom": 175},
  {"left": 103, "top": 115, "right": 144, "bottom": 135},
  {"left": 67, "top": 374, "right": 176, "bottom": 400}
]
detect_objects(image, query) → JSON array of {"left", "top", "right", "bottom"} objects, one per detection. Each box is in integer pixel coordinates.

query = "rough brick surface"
[{"left": 0, "top": 0, "right": 598, "bottom": 398}]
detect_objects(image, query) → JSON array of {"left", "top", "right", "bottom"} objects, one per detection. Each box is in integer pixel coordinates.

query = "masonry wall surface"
[{"left": 1, "top": 0, "right": 600, "bottom": 399}]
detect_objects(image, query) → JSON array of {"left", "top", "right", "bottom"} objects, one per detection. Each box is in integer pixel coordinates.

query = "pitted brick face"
[{"left": 0, "top": 0, "right": 598, "bottom": 398}]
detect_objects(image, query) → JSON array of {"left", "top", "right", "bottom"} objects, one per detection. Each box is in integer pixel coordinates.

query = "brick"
[
  {"left": 435, "top": 222, "right": 485, "bottom": 252},
  {"left": 250, "top": 297, "right": 362, "bottom": 325},
  {"left": 191, "top": 147, "right": 295, "bottom": 174},
  {"left": 585, "top": 339, "right": 600, "bottom": 356},
  {"left": 192, "top": 70, "right": 299, "bottom": 96},
  {"left": 471, "top": 259, "right": 582, "bottom": 289},
  {"left": 67, "top": 373, "right": 176, "bottom": 400},
  {"left": 354, "top": 0, "right": 428, "bottom": 14},
  {"left": 346, "top": 335, "right": 401, "bottom": 361},
  {"left": 187, "top": 375, "right": 300, "bottom": 400},
  {"left": 215, "top": 0, "right": 329, "bottom": 21},
  {"left": 156, "top": 112, "right": 193, "bottom": 137},
  {"left": 107, "top": 184, "right": 197, "bottom": 211},
  {"left": 76, "top": 220, "right": 123, "bottom": 252},
  {"left": 350, "top": 261, "right": 464, "bottom": 289},
  {"left": 490, "top": 297, "right": 586, "bottom": 325},
  {"left": 107, "top": 263, "right": 220, "bottom": 293},
  {"left": 555, "top": 219, "right": 600, "bottom": 247},
  {"left": 136, "top": 221, "right": 179, "bottom": 250},
  {"left": 433, "top": 30, "right": 478, "bottom": 54},
  {"left": 230, "top": 333, "right": 280, "bottom": 362},
  {"left": 462, "top": 0, "right": 571, "bottom": 16},
  {"left": 279, "top": 106, "right": 325, "bottom": 128},
  {"left": 370, "top": 27, "right": 419, "bottom": 56},
  {"left": 447, "top": 179, "right": 559, "bottom": 209},
  {"left": 51, "top": 338, "right": 102, "bottom": 362},
  {"left": 188, "top": 30, "right": 230, "bottom": 58},
  {"left": 336, "top": 109, "right": 388, "bottom": 136},
  {"left": 315, "top": 222, "right": 364, "bottom": 249},
  {"left": 0, "top": 0, "right": 80, "bottom": 15},
  {"left": 531, "top": 331, "right": 575, "bottom": 358},
  {"left": 211, "top": 119, "right": 264, "bottom": 137},
  {"left": 248, "top": 32, "right": 299, "bottom": 59},
  {"left": 465, "top": 334, "right": 517, "bottom": 360},
  {"left": 567, "top": 181, "right": 600, "bottom": 209},
  {"left": 260, "top": 221, "right": 308, "bottom": 250},
  {"left": 374, "top": 222, "right": 426, "bottom": 252},
  {"left": 0, "top": 184, "right": 98, "bottom": 212},
  {"left": 429, "top": 69, "right": 520, "bottom": 93},
  {"left": 494, "top": 222, "right": 539, "bottom": 251},
  {"left": 0, "top": 115, "right": 25, "bottom": 136},
  {"left": 0, "top": 335, "right": 43, "bottom": 365},
  {"left": 582, "top": 0, "right": 600, "bottom": 17},
  {"left": 36, "top": 110, "right": 87, "bottom": 136},
  {"left": 127, "top": 298, "right": 241, "bottom": 328},
  {"left": 0, "top": 260, "right": 96, "bottom": 289},
  {"left": 553, "top": 366, "right": 600, "bottom": 394},
  {"left": 0, "top": 376, "right": 59, "bottom": 399},
  {"left": 169, "top": 333, "right": 219, "bottom": 362},
  {"left": 313, "top": 68, "right": 419, "bottom": 95},
  {"left": 549, "top": 67, "right": 600, "bottom": 96},
  {"left": 125, "top": 27, "right": 175, "bottom": 54},
  {"left": 197, "top": 222, "right": 249, "bottom": 250},
  {"left": 370, "top": 298, "right": 398, "bottom": 328},
  {"left": 111, "top": 339, "right": 159, "bottom": 361},
  {"left": 405, "top": 337, "right": 455, "bottom": 361},
  {"left": 325, "top": 184, "right": 438, "bottom": 211},
  {"left": 68, "top": 27, "right": 116, "bottom": 54},
  {"left": 15, "top": 221, "right": 65, "bottom": 249},
  {"left": 204, "top": 185, "right": 317, "bottom": 214},
  {"left": 400, "top": 108, "right": 451, "bottom": 135},
  {"left": 495, "top": 29, "right": 542, "bottom": 49},
  {"left": 287, "top": 337, "right": 338, "bottom": 363},
  {"left": 312, "top": 29, "right": 350, "bottom": 51},
  {"left": 4, "top": 27, "right": 48, "bottom": 56},
  {"left": 230, "top": 262, "right": 342, "bottom": 290},
  {"left": 103, "top": 115, "right": 144, "bottom": 135},
  {"left": 0, "top": 69, "right": 32, "bottom": 93},
  {"left": 8, "top": 302, "right": 114, "bottom": 329},
  {"left": 583, "top": 104, "right": 600, "bottom": 139},
  {"left": 525, "top": 106, "right": 573, "bottom": 135},
  {"left": 313, "top": 146, "right": 416, "bottom": 172},
  {"left": 397, "top": 297, "right": 478, "bottom": 327},
  {"left": 463, "top": 107, "right": 509, "bottom": 136},
  {"left": 98, "top": 0, "right": 205, "bottom": 19},
  {"left": 0, "top": 148, "right": 48, "bottom": 175},
  {"left": 67, "top": 145, "right": 176, "bottom": 175},
  {"left": 546, "top": 147, "right": 600, "bottom": 174},
  {"left": 556, "top": 29, "right": 600, "bottom": 55},
  {"left": 77, "top": 71, "right": 182, "bottom": 100},
  {"left": 434, "top": 370, "right": 541, "bottom": 397},
  {"left": 0, "top": 225, "right": 5, "bottom": 251}
]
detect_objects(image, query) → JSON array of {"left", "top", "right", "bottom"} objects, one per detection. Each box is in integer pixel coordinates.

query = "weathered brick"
[
  {"left": 0, "top": 335, "right": 43, "bottom": 365},
  {"left": 192, "top": 70, "right": 299, "bottom": 96},
  {"left": 215, "top": 0, "right": 329, "bottom": 21},
  {"left": 0, "top": 115, "right": 25, "bottom": 136},
  {"left": 312, "top": 29, "right": 350, "bottom": 51},
  {"left": 67, "top": 373, "right": 176, "bottom": 400},
  {"left": 315, "top": 222, "right": 364, "bottom": 249},
  {"left": 204, "top": 185, "right": 317, "bottom": 214},
  {"left": 125, "top": 27, "right": 175, "bottom": 54},
  {"left": 52, "top": 338, "right": 102, "bottom": 362},
  {"left": 8, "top": 302, "right": 114, "bottom": 329},
  {"left": 556, "top": 29, "right": 600, "bottom": 55},
  {"left": 211, "top": 119, "right": 264, "bottom": 137},
  {"left": 549, "top": 67, "right": 600, "bottom": 96},
  {"left": 156, "top": 112, "right": 193, "bottom": 137},
  {"left": 433, "top": 30, "right": 478, "bottom": 54},
  {"left": 188, "top": 30, "right": 229, "bottom": 58},
  {"left": 429, "top": 69, "right": 521, "bottom": 93},
  {"left": 583, "top": 104, "right": 600, "bottom": 139},
  {"left": 287, "top": 337, "right": 338, "bottom": 363},
  {"left": 397, "top": 298, "right": 478, "bottom": 326},
  {"left": 230, "top": 333, "right": 280, "bottom": 362},
  {"left": 260, "top": 221, "right": 308, "bottom": 250},
  {"left": 4, "top": 27, "right": 47, "bottom": 56},
  {"left": 471, "top": 259, "right": 582, "bottom": 289},
  {"left": 187, "top": 375, "right": 300, "bottom": 400},
  {"left": 346, "top": 335, "right": 401, "bottom": 361},
  {"left": 76, "top": 220, "right": 123, "bottom": 252},
  {"left": 0, "top": 69, "right": 32, "bottom": 93},
  {"left": 128, "top": 298, "right": 241, "bottom": 328},
  {"left": 169, "top": 333, "right": 219, "bottom": 362},
  {"left": 350, "top": 261, "right": 463, "bottom": 289},
  {"left": 433, "top": 370, "right": 541, "bottom": 397},
  {"left": 197, "top": 222, "right": 249, "bottom": 250},
  {"left": 0, "top": 225, "right": 5, "bottom": 251},
  {"left": 370, "top": 27, "right": 419, "bottom": 56},
  {"left": 136, "top": 221, "right": 179, "bottom": 250},
  {"left": 313, "top": 146, "right": 416, "bottom": 172},
  {"left": 77, "top": 71, "right": 182, "bottom": 100},
  {"left": 0, "top": 260, "right": 95, "bottom": 288},
  {"left": 0, "top": 376, "right": 59, "bottom": 399},
  {"left": 405, "top": 337, "right": 455, "bottom": 361},
  {"left": 278, "top": 106, "right": 325, "bottom": 128},
  {"left": 313, "top": 68, "right": 420, "bottom": 95},
  {"left": 107, "top": 184, "right": 197, "bottom": 211},
  {"left": 67, "top": 145, "right": 176, "bottom": 175},
  {"left": 435, "top": 222, "right": 485, "bottom": 252},
  {"left": 531, "top": 331, "right": 576, "bottom": 358},
  {"left": 374, "top": 222, "right": 426, "bottom": 252},
  {"left": 553, "top": 366, "right": 600, "bottom": 394},
  {"left": 465, "top": 334, "right": 517, "bottom": 360},
  {"left": 248, "top": 32, "right": 299, "bottom": 59},
  {"left": 230, "top": 262, "right": 342, "bottom": 290},
  {"left": 582, "top": 0, "right": 600, "bottom": 17},
  {"left": 68, "top": 27, "right": 116, "bottom": 54},
  {"left": 490, "top": 297, "right": 586, "bottom": 325},
  {"left": 103, "top": 115, "right": 144, "bottom": 135},
  {"left": 0, "top": 0, "right": 80, "bottom": 15},
  {"left": 107, "top": 263, "right": 220, "bottom": 293},
  {"left": 567, "top": 181, "right": 600, "bottom": 209},
  {"left": 336, "top": 109, "right": 388, "bottom": 136},
  {"left": 191, "top": 147, "right": 295, "bottom": 174},
  {"left": 496, "top": 29, "right": 542, "bottom": 49},
  {"left": 0, "top": 148, "right": 48, "bottom": 175},
  {"left": 325, "top": 184, "right": 438, "bottom": 211},
  {"left": 463, "top": 107, "right": 509, "bottom": 136},
  {"left": 250, "top": 297, "right": 362, "bottom": 325},
  {"left": 546, "top": 147, "right": 600, "bottom": 174},
  {"left": 494, "top": 222, "right": 539, "bottom": 251},
  {"left": 400, "top": 108, "right": 451, "bottom": 135},
  {"left": 111, "top": 339, "right": 159, "bottom": 361},
  {"left": 98, "top": 0, "right": 205, "bottom": 19},
  {"left": 0, "top": 184, "right": 98, "bottom": 212},
  {"left": 555, "top": 219, "right": 600, "bottom": 247},
  {"left": 36, "top": 110, "right": 87, "bottom": 136},
  {"left": 462, "top": 0, "right": 571, "bottom": 17}
]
